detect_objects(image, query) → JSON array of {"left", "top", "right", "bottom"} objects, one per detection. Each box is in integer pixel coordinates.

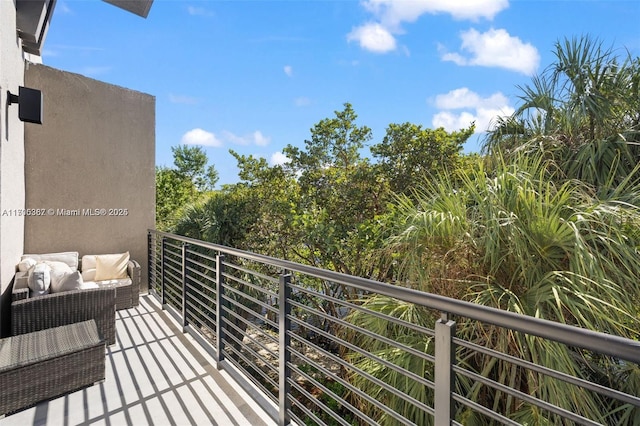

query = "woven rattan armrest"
[
  {"left": 11, "top": 288, "right": 29, "bottom": 303},
  {"left": 127, "top": 259, "right": 141, "bottom": 306}
]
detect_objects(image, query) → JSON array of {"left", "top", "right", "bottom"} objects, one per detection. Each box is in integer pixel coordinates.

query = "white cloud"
[
  {"left": 221, "top": 130, "right": 247, "bottom": 145},
  {"left": 253, "top": 131, "right": 271, "bottom": 146},
  {"left": 363, "top": 0, "right": 509, "bottom": 27},
  {"left": 441, "top": 28, "right": 540, "bottom": 75},
  {"left": 270, "top": 152, "right": 290, "bottom": 166},
  {"left": 181, "top": 128, "right": 222, "bottom": 147},
  {"left": 222, "top": 130, "right": 271, "bottom": 146},
  {"left": 435, "top": 87, "right": 509, "bottom": 110},
  {"left": 284, "top": 65, "right": 293, "bottom": 77},
  {"left": 431, "top": 87, "right": 514, "bottom": 132},
  {"left": 432, "top": 111, "right": 478, "bottom": 132},
  {"left": 58, "top": 1, "right": 73, "bottom": 14},
  {"left": 347, "top": 23, "right": 397, "bottom": 53},
  {"left": 187, "top": 6, "right": 214, "bottom": 16},
  {"left": 169, "top": 94, "right": 199, "bottom": 105},
  {"left": 349, "top": 0, "right": 509, "bottom": 53},
  {"left": 294, "top": 97, "right": 311, "bottom": 107}
]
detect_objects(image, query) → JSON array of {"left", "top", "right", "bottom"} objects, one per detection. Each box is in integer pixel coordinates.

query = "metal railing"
[{"left": 148, "top": 230, "right": 640, "bottom": 426}]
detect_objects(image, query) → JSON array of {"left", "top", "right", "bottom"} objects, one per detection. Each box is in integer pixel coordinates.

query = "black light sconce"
[{"left": 7, "top": 86, "right": 43, "bottom": 124}]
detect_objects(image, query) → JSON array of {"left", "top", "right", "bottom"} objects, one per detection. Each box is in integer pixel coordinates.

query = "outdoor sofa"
[
  {"left": 13, "top": 251, "right": 141, "bottom": 310},
  {"left": 11, "top": 251, "right": 141, "bottom": 345}
]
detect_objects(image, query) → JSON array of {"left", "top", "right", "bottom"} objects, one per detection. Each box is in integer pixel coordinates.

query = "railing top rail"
[{"left": 149, "top": 229, "right": 640, "bottom": 363}]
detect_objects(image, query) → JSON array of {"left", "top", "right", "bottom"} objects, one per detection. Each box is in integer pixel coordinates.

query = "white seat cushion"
[{"left": 84, "top": 277, "right": 132, "bottom": 288}]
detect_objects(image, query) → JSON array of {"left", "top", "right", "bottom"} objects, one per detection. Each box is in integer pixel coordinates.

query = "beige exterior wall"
[
  {"left": 0, "top": 2, "right": 27, "bottom": 334},
  {"left": 24, "top": 64, "right": 155, "bottom": 287}
]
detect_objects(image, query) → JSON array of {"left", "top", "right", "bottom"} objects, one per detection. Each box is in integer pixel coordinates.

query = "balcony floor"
[{"left": 1, "top": 295, "right": 276, "bottom": 426}]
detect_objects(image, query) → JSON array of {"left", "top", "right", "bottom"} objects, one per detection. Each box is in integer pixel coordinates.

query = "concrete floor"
[{"left": 1, "top": 295, "right": 276, "bottom": 426}]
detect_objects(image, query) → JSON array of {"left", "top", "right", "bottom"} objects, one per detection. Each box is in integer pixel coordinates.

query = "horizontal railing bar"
[
  {"left": 185, "top": 263, "right": 216, "bottom": 282},
  {"left": 286, "top": 388, "right": 335, "bottom": 426},
  {"left": 163, "top": 261, "right": 182, "bottom": 276},
  {"left": 289, "top": 299, "right": 436, "bottom": 365},
  {"left": 219, "top": 316, "right": 279, "bottom": 366},
  {"left": 451, "top": 393, "right": 520, "bottom": 426},
  {"left": 185, "top": 246, "right": 218, "bottom": 262},
  {"left": 288, "top": 358, "right": 387, "bottom": 426},
  {"left": 150, "top": 230, "right": 640, "bottom": 363},
  {"left": 162, "top": 249, "right": 182, "bottom": 261},
  {"left": 223, "top": 262, "right": 280, "bottom": 288},
  {"left": 222, "top": 354, "right": 278, "bottom": 404},
  {"left": 219, "top": 305, "right": 278, "bottom": 348},
  {"left": 221, "top": 301, "right": 279, "bottom": 331},
  {"left": 452, "top": 365, "right": 601, "bottom": 426},
  {"left": 287, "top": 315, "right": 435, "bottom": 394},
  {"left": 287, "top": 379, "right": 356, "bottom": 426},
  {"left": 184, "top": 280, "right": 216, "bottom": 307},
  {"left": 185, "top": 299, "right": 216, "bottom": 327},
  {"left": 220, "top": 293, "right": 275, "bottom": 323},
  {"left": 221, "top": 285, "right": 278, "bottom": 316},
  {"left": 163, "top": 268, "right": 182, "bottom": 285},
  {"left": 184, "top": 267, "right": 215, "bottom": 285},
  {"left": 162, "top": 282, "right": 182, "bottom": 299},
  {"left": 221, "top": 272, "right": 279, "bottom": 300},
  {"left": 184, "top": 275, "right": 216, "bottom": 297},
  {"left": 185, "top": 251, "right": 218, "bottom": 267},
  {"left": 290, "top": 334, "right": 433, "bottom": 422},
  {"left": 453, "top": 337, "right": 640, "bottom": 407},
  {"left": 289, "top": 282, "right": 436, "bottom": 338},
  {"left": 163, "top": 241, "right": 182, "bottom": 251},
  {"left": 162, "top": 287, "right": 182, "bottom": 305},
  {"left": 222, "top": 276, "right": 278, "bottom": 303},
  {"left": 220, "top": 333, "right": 279, "bottom": 389},
  {"left": 188, "top": 314, "right": 216, "bottom": 342}
]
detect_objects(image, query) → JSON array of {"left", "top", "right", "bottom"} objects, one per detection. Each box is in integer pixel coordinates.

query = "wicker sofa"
[
  {"left": 14, "top": 251, "right": 141, "bottom": 310},
  {"left": 11, "top": 251, "right": 141, "bottom": 346}
]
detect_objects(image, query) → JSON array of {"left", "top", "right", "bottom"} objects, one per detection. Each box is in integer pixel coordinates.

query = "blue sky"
[{"left": 44, "top": 0, "right": 639, "bottom": 187}]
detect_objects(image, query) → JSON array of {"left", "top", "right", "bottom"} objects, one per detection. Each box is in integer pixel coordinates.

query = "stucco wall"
[
  {"left": 24, "top": 64, "right": 155, "bottom": 287},
  {"left": 0, "top": 2, "right": 27, "bottom": 335}
]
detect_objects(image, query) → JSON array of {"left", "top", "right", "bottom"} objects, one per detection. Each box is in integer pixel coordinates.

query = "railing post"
[
  {"left": 215, "top": 254, "right": 225, "bottom": 369},
  {"left": 279, "top": 273, "right": 292, "bottom": 426},
  {"left": 434, "top": 312, "right": 456, "bottom": 426},
  {"left": 182, "top": 243, "right": 189, "bottom": 331},
  {"left": 147, "top": 231, "right": 153, "bottom": 291},
  {"left": 160, "top": 237, "right": 167, "bottom": 307}
]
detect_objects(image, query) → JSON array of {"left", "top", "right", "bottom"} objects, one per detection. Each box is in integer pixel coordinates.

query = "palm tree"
[
  {"left": 346, "top": 151, "right": 640, "bottom": 424},
  {"left": 487, "top": 36, "right": 640, "bottom": 192}
]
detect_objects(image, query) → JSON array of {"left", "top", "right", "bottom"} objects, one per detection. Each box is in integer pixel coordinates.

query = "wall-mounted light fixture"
[{"left": 8, "top": 86, "right": 43, "bottom": 124}]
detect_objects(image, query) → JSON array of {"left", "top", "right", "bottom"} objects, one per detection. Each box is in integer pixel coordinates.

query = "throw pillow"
[
  {"left": 80, "top": 255, "right": 97, "bottom": 281},
  {"left": 52, "top": 271, "right": 84, "bottom": 293},
  {"left": 44, "top": 261, "right": 73, "bottom": 291},
  {"left": 18, "top": 258, "right": 37, "bottom": 272},
  {"left": 95, "top": 252, "right": 130, "bottom": 281},
  {"left": 28, "top": 263, "right": 51, "bottom": 296}
]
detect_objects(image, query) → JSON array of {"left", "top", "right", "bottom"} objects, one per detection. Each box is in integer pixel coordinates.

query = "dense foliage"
[
  {"left": 158, "top": 36, "right": 640, "bottom": 425},
  {"left": 155, "top": 145, "right": 218, "bottom": 230}
]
